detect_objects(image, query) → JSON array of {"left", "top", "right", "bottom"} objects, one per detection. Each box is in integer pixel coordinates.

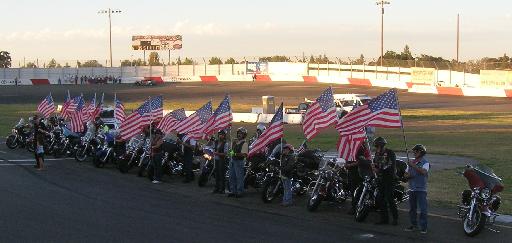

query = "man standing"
[
  {"left": 150, "top": 126, "right": 165, "bottom": 184},
  {"left": 228, "top": 127, "right": 248, "bottom": 198},
  {"left": 212, "top": 130, "right": 229, "bottom": 194},
  {"left": 373, "top": 137, "right": 398, "bottom": 226},
  {"left": 178, "top": 133, "right": 196, "bottom": 183},
  {"left": 405, "top": 144, "right": 430, "bottom": 234}
]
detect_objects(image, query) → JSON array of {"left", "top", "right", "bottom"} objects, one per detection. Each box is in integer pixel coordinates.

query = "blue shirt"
[{"left": 408, "top": 157, "right": 430, "bottom": 192}]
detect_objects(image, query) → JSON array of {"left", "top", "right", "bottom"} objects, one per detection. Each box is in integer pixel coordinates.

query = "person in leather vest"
[
  {"left": 373, "top": 137, "right": 398, "bottom": 226},
  {"left": 177, "top": 133, "right": 197, "bottom": 183},
  {"left": 228, "top": 127, "right": 248, "bottom": 198},
  {"left": 212, "top": 130, "right": 229, "bottom": 194}
]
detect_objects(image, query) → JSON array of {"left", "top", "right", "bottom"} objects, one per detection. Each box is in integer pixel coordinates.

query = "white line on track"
[
  {"left": 0, "top": 150, "right": 7, "bottom": 154},
  {"left": 6, "top": 158, "right": 71, "bottom": 162}
]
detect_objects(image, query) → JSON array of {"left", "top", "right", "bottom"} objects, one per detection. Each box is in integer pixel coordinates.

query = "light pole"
[
  {"left": 98, "top": 8, "right": 122, "bottom": 67},
  {"left": 376, "top": 1, "right": 390, "bottom": 67}
]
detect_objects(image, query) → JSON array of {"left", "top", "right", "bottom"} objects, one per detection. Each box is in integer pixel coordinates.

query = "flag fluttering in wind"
[
  {"left": 62, "top": 96, "right": 85, "bottom": 120},
  {"left": 302, "top": 87, "right": 336, "bottom": 140},
  {"left": 336, "top": 129, "right": 367, "bottom": 161},
  {"left": 203, "top": 95, "right": 233, "bottom": 138},
  {"left": 114, "top": 98, "right": 126, "bottom": 123},
  {"left": 174, "top": 101, "right": 213, "bottom": 136},
  {"left": 336, "top": 89, "right": 401, "bottom": 135},
  {"left": 118, "top": 96, "right": 163, "bottom": 140},
  {"left": 248, "top": 103, "right": 284, "bottom": 157},
  {"left": 37, "top": 94, "right": 55, "bottom": 118},
  {"left": 157, "top": 108, "right": 187, "bottom": 134}
]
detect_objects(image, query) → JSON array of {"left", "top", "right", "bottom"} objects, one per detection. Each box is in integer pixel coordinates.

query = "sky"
[{"left": 1, "top": 0, "right": 511, "bottom": 64}]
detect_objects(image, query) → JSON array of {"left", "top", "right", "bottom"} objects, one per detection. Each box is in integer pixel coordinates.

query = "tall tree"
[
  {"left": 0, "top": 51, "right": 12, "bottom": 68},
  {"left": 209, "top": 57, "right": 223, "bottom": 65},
  {"left": 225, "top": 57, "right": 238, "bottom": 64},
  {"left": 81, "top": 60, "right": 103, "bottom": 67},
  {"left": 47, "top": 58, "right": 62, "bottom": 68},
  {"left": 149, "top": 52, "right": 162, "bottom": 66},
  {"left": 182, "top": 58, "right": 194, "bottom": 65},
  {"left": 25, "top": 62, "right": 37, "bottom": 68}
]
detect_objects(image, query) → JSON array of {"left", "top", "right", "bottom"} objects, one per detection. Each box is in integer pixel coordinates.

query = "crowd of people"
[{"left": 21, "top": 112, "right": 431, "bottom": 234}]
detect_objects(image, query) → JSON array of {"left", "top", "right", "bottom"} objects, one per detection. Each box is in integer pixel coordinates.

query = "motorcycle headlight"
[
  {"left": 480, "top": 188, "right": 491, "bottom": 199},
  {"left": 12, "top": 129, "right": 17, "bottom": 134}
]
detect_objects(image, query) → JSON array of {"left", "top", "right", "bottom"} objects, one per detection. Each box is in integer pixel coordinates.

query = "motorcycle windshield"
[{"left": 473, "top": 165, "right": 503, "bottom": 190}]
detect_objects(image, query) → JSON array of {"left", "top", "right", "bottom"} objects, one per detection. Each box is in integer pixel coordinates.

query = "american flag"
[
  {"left": 82, "top": 95, "right": 99, "bottom": 123},
  {"left": 118, "top": 96, "right": 163, "bottom": 140},
  {"left": 70, "top": 111, "right": 85, "bottom": 133},
  {"left": 336, "top": 128, "right": 367, "bottom": 161},
  {"left": 37, "top": 94, "right": 55, "bottom": 118},
  {"left": 157, "top": 108, "right": 187, "bottom": 134},
  {"left": 62, "top": 96, "right": 85, "bottom": 119},
  {"left": 248, "top": 103, "right": 284, "bottom": 157},
  {"left": 114, "top": 98, "right": 126, "bottom": 123},
  {"left": 336, "top": 89, "right": 402, "bottom": 136},
  {"left": 303, "top": 87, "right": 336, "bottom": 140},
  {"left": 174, "top": 101, "right": 213, "bottom": 135},
  {"left": 203, "top": 95, "right": 233, "bottom": 138},
  {"left": 148, "top": 96, "right": 164, "bottom": 120},
  {"left": 295, "top": 140, "right": 307, "bottom": 154}
]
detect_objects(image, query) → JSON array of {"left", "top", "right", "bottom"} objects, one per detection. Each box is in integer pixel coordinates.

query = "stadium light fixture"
[
  {"left": 98, "top": 8, "right": 122, "bottom": 67},
  {"left": 376, "top": 1, "right": 390, "bottom": 67}
]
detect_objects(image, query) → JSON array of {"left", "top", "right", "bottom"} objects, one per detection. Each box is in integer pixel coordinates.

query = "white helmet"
[{"left": 256, "top": 123, "right": 266, "bottom": 133}]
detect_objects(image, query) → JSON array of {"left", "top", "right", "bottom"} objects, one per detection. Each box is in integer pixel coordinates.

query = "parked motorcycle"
[
  {"left": 261, "top": 156, "right": 316, "bottom": 203},
  {"left": 5, "top": 118, "right": 32, "bottom": 149},
  {"left": 244, "top": 152, "right": 268, "bottom": 190},
  {"left": 136, "top": 138, "right": 152, "bottom": 177},
  {"left": 307, "top": 158, "right": 350, "bottom": 212},
  {"left": 93, "top": 132, "right": 120, "bottom": 168},
  {"left": 353, "top": 159, "right": 409, "bottom": 222},
  {"left": 458, "top": 164, "right": 504, "bottom": 237},
  {"left": 118, "top": 135, "right": 144, "bottom": 173},
  {"left": 147, "top": 139, "right": 185, "bottom": 181},
  {"left": 74, "top": 131, "right": 99, "bottom": 162},
  {"left": 52, "top": 126, "right": 80, "bottom": 158}
]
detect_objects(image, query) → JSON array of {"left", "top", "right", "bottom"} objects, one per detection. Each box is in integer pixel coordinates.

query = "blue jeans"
[
  {"left": 282, "top": 178, "right": 292, "bottom": 204},
  {"left": 229, "top": 159, "right": 245, "bottom": 195},
  {"left": 409, "top": 191, "right": 428, "bottom": 230}
]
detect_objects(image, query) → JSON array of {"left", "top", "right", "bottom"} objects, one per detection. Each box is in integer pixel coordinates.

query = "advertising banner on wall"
[
  {"left": 132, "top": 35, "right": 183, "bottom": 50},
  {"left": 480, "top": 70, "right": 512, "bottom": 88},
  {"left": 246, "top": 62, "right": 268, "bottom": 74},
  {"left": 410, "top": 67, "right": 436, "bottom": 84}
]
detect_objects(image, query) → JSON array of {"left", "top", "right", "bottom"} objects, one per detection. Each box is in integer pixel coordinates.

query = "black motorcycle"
[
  {"left": 118, "top": 135, "right": 144, "bottom": 173},
  {"left": 244, "top": 152, "right": 268, "bottom": 190},
  {"left": 93, "top": 133, "right": 122, "bottom": 168},
  {"left": 52, "top": 126, "right": 80, "bottom": 158},
  {"left": 5, "top": 119, "right": 32, "bottom": 150},
  {"left": 307, "top": 158, "right": 350, "bottom": 212},
  {"left": 147, "top": 140, "right": 185, "bottom": 181},
  {"left": 353, "top": 160, "right": 408, "bottom": 222},
  {"left": 75, "top": 131, "right": 100, "bottom": 162}
]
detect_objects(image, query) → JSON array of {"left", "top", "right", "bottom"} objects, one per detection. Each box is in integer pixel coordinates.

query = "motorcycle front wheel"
[
  {"left": 93, "top": 155, "right": 105, "bottom": 168},
  {"left": 198, "top": 168, "right": 212, "bottom": 187},
  {"left": 6, "top": 135, "right": 19, "bottom": 149},
  {"left": 75, "top": 146, "right": 88, "bottom": 162},
  {"left": 463, "top": 208, "right": 487, "bottom": 237},
  {"left": 306, "top": 187, "right": 323, "bottom": 212},
  {"left": 354, "top": 187, "right": 370, "bottom": 222},
  {"left": 261, "top": 179, "right": 281, "bottom": 203},
  {"left": 118, "top": 157, "right": 132, "bottom": 173}
]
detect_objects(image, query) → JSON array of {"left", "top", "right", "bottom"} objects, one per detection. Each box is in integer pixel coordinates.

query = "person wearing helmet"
[
  {"left": 373, "top": 137, "right": 398, "bottom": 226},
  {"left": 228, "top": 127, "right": 248, "bottom": 198},
  {"left": 249, "top": 123, "right": 266, "bottom": 148},
  {"left": 405, "top": 144, "right": 430, "bottom": 234},
  {"left": 212, "top": 129, "right": 229, "bottom": 194},
  {"left": 280, "top": 144, "right": 296, "bottom": 206}
]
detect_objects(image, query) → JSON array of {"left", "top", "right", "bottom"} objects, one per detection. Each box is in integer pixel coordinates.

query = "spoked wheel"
[
  {"left": 6, "top": 135, "right": 19, "bottom": 149},
  {"left": 354, "top": 187, "right": 370, "bottom": 222},
  {"left": 463, "top": 208, "right": 487, "bottom": 237},
  {"left": 307, "top": 188, "right": 323, "bottom": 212},
  {"left": 75, "top": 146, "right": 88, "bottom": 162},
  {"left": 261, "top": 179, "right": 281, "bottom": 203}
]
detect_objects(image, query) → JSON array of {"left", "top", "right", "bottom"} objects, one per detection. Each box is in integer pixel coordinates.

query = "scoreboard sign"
[{"left": 132, "top": 35, "right": 183, "bottom": 50}]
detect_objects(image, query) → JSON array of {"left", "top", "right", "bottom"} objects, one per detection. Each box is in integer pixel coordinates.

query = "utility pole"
[
  {"left": 376, "top": 1, "right": 390, "bottom": 67},
  {"left": 98, "top": 8, "right": 122, "bottom": 67},
  {"left": 456, "top": 13, "right": 460, "bottom": 63}
]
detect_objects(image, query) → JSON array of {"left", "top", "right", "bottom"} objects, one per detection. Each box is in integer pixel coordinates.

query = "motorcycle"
[
  {"left": 52, "top": 126, "right": 80, "bottom": 158},
  {"left": 244, "top": 153, "right": 268, "bottom": 190},
  {"left": 5, "top": 118, "right": 32, "bottom": 149},
  {"left": 147, "top": 139, "right": 185, "bottom": 181},
  {"left": 458, "top": 164, "right": 504, "bottom": 237},
  {"left": 307, "top": 158, "right": 350, "bottom": 212},
  {"left": 118, "top": 135, "right": 144, "bottom": 173},
  {"left": 261, "top": 156, "right": 316, "bottom": 203},
  {"left": 74, "top": 131, "right": 99, "bottom": 162},
  {"left": 353, "top": 159, "right": 409, "bottom": 222},
  {"left": 93, "top": 132, "right": 120, "bottom": 168},
  {"left": 136, "top": 138, "right": 152, "bottom": 177}
]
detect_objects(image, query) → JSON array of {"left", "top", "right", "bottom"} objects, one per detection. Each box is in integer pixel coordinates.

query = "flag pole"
[
  {"left": 148, "top": 96, "right": 153, "bottom": 174},
  {"left": 394, "top": 89, "right": 410, "bottom": 163}
]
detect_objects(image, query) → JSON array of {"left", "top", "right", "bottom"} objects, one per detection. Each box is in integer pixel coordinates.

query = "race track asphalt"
[
  {"left": 1, "top": 147, "right": 511, "bottom": 243},
  {"left": 1, "top": 82, "right": 511, "bottom": 112}
]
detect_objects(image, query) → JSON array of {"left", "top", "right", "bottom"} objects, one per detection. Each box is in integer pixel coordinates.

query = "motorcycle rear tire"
[
  {"left": 27, "top": 143, "right": 35, "bottom": 153},
  {"left": 6, "top": 135, "right": 18, "bottom": 149},
  {"left": 93, "top": 156, "right": 105, "bottom": 168},
  {"left": 463, "top": 208, "right": 487, "bottom": 237}
]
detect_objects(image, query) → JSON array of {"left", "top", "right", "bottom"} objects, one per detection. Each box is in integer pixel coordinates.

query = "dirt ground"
[{"left": 1, "top": 82, "right": 511, "bottom": 112}]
